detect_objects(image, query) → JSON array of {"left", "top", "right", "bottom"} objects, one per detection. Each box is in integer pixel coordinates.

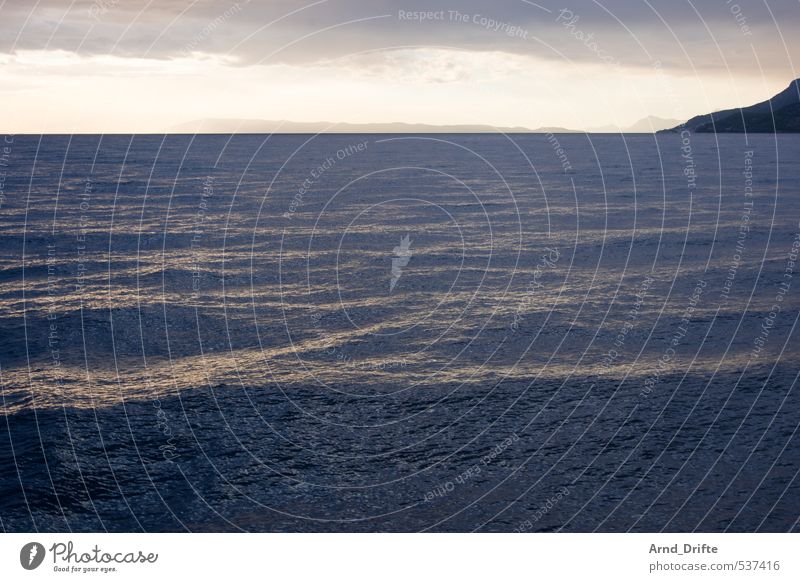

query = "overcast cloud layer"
[
  {"left": 1, "top": 1, "right": 797, "bottom": 71},
  {"left": 1, "top": 0, "right": 798, "bottom": 132}
]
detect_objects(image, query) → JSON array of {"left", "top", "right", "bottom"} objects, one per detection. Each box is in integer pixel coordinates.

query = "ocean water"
[{"left": 0, "top": 133, "right": 798, "bottom": 532}]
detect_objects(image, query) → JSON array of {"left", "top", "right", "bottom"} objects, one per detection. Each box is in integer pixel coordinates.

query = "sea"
[{"left": 0, "top": 133, "right": 798, "bottom": 532}]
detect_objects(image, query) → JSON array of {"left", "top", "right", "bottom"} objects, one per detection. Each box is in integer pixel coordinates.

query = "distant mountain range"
[
  {"left": 168, "top": 117, "right": 682, "bottom": 134},
  {"left": 661, "top": 78, "right": 800, "bottom": 133},
  {"left": 163, "top": 80, "right": 800, "bottom": 135},
  {"left": 168, "top": 119, "right": 560, "bottom": 134},
  {"left": 588, "top": 116, "right": 684, "bottom": 133}
]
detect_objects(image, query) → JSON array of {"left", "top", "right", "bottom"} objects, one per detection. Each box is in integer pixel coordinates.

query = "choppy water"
[{"left": 1, "top": 133, "right": 798, "bottom": 532}]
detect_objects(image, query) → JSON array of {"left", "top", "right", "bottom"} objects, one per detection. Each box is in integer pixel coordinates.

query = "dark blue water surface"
[{"left": 1, "top": 133, "right": 798, "bottom": 531}]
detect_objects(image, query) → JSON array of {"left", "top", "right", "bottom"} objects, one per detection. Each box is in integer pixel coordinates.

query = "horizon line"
[{"left": 3, "top": 131, "right": 682, "bottom": 136}]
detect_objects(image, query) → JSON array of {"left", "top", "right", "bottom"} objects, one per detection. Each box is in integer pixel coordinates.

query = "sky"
[{"left": 1, "top": 0, "right": 799, "bottom": 133}]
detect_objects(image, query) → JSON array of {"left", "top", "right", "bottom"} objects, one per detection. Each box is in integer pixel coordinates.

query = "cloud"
[
  {"left": 0, "top": 0, "right": 797, "bottom": 78},
  {"left": 1, "top": 1, "right": 798, "bottom": 132}
]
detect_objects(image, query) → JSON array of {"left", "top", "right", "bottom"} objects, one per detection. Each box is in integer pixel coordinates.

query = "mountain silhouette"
[
  {"left": 167, "top": 119, "right": 582, "bottom": 134},
  {"left": 661, "top": 78, "right": 800, "bottom": 133}
]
